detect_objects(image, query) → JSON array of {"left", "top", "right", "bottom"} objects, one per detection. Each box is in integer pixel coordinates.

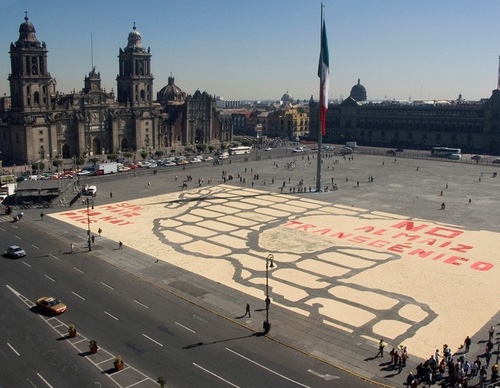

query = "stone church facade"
[{"left": 0, "top": 15, "right": 232, "bottom": 166}]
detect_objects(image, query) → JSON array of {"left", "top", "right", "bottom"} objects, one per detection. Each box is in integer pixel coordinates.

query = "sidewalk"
[{"left": 31, "top": 211, "right": 500, "bottom": 387}]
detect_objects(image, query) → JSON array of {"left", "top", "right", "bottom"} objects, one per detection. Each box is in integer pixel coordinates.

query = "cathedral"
[{"left": 0, "top": 14, "right": 232, "bottom": 166}]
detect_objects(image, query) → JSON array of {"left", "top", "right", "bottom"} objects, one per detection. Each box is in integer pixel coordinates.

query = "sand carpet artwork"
[{"left": 51, "top": 184, "right": 499, "bottom": 359}]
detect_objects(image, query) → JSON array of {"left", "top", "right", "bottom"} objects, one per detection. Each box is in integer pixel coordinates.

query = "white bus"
[
  {"left": 229, "top": 146, "right": 252, "bottom": 155},
  {"left": 431, "top": 147, "right": 461, "bottom": 156}
]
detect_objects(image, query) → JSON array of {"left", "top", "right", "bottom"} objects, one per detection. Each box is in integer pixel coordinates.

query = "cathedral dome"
[
  {"left": 17, "top": 13, "right": 38, "bottom": 44},
  {"left": 126, "top": 23, "right": 143, "bottom": 50},
  {"left": 281, "top": 90, "right": 293, "bottom": 102},
  {"left": 157, "top": 76, "right": 186, "bottom": 103},
  {"left": 350, "top": 79, "right": 367, "bottom": 101}
]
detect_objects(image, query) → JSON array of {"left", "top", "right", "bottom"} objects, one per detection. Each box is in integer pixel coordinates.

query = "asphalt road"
[{"left": 0, "top": 213, "right": 376, "bottom": 387}]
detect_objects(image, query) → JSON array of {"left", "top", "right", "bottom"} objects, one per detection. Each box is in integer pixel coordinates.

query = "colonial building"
[
  {"left": 0, "top": 15, "right": 231, "bottom": 165},
  {"left": 310, "top": 79, "right": 500, "bottom": 154}
]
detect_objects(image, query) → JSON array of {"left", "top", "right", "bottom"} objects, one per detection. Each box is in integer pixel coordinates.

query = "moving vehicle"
[
  {"left": 492, "top": 158, "right": 500, "bottom": 164},
  {"left": 6, "top": 245, "right": 26, "bottom": 258},
  {"left": 264, "top": 147, "right": 273, "bottom": 151},
  {"left": 229, "top": 146, "right": 252, "bottom": 155},
  {"left": 82, "top": 185, "right": 97, "bottom": 196},
  {"left": 0, "top": 182, "right": 17, "bottom": 203},
  {"left": 292, "top": 147, "right": 304, "bottom": 153},
  {"left": 395, "top": 148, "right": 404, "bottom": 152},
  {"left": 36, "top": 296, "right": 67, "bottom": 315},
  {"left": 217, "top": 152, "right": 229, "bottom": 159},
  {"left": 431, "top": 147, "right": 461, "bottom": 156},
  {"left": 448, "top": 153, "right": 461, "bottom": 160},
  {"left": 386, "top": 150, "right": 397, "bottom": 156},
  {"left": 346, "top": 141, "right": 358, "bottom": 149},
  {"left": 76, "top": 169, "right": 92, "bottom": 176},
  {"left": 471, "top": 155, "right": 481, "bottom": 161},
  {"left": 95, "top": 162, "right": 118, "bottom": 175}
]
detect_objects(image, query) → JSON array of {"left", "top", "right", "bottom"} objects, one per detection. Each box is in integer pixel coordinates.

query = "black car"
[
  {"left": 386, "top": 150, "right": 397, "bottom": 156},
  {"left": 395, "top": 148, "right": 404, "bottom": 152}
]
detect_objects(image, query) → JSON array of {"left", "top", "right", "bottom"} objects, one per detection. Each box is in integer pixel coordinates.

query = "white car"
[
  {"left": 264, "top": 147, "right": 272, "bottom": 151},
  {"left": 77, "top": 170, "right": 92, "bottom": 176},
  {"left": 292, "top": 147, "right": 304, "bottom": 153},
  {"left": 7, "top": 245, "right": 26, "bottom": 258},
  {"left": 189, "top": 158, "right": 202, "bottom": 163},
  {"left": 163, "top": 161, "right": 176, "bottom": 167},
  {"left": 204, "top": 156, "right": 214, "bottom": 161},
  {"left": 118, "top": 166, "right": 131, "bottom": 172}
]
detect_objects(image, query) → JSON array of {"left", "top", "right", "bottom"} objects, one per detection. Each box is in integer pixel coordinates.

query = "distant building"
[
  {"left": 309, "top": 85, "right": 500, "bottom": 154},
  {"left": 349, "top": 79, "right": 367, "bottom": 102},
  {"left": 310, "top": 79, "right": 500, "bottom": 154},
  {"left": 0, "top": 15, "right": 231, "bottom": 165}
]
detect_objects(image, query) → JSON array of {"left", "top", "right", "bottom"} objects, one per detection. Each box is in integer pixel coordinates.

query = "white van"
[
  {"left": 448, "top": 153, "right": 461, "bottom": 160},
  {"left": 82, "top": 185, "right": 97, "bottom": 196}
]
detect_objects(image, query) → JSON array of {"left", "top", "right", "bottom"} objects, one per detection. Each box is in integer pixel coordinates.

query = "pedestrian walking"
[
  {"left": 40, "top": 211, "right": 44, "bottom": 220},
  {"left": 244, "top": 303, "right": 251, "bottom": 318},
  {"left": 376, "top": 339, "right": 385, "bottom": 357},
  {"left": 489, "top": 325, "right": 495, "bottom": 341},
  {"left": 148, "top": 181, "right": 151, "bottom": 187},
  {"left": 464, "top": 335, "right": 471, "bottom": 352},
  {"left": 110, "top": 191, "right": 113, "bottom": 198},
  {"left": 468, "top": 198, "right": 472, "bottom": 205},
  {"left": 441, "top": 202, "right": 446, "bottom": 210},
  {"left": 119, "top": 241, "right": 123, "bottom": 249},
  {"left": 98, "top": 227, "right": 102, "bottom": 236},
  {"left": 70, "top": 243, "right": 74, "bottom": 253},
  {"left": 91, "top": 235, "right": 95, "bottom": 244}
]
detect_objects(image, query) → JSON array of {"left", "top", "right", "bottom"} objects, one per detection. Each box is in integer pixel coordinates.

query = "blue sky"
[{"left": 0, "top": 0, "right": 499, "bottom": 102}]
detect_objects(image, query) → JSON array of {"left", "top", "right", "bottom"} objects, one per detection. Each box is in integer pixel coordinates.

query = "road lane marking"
[
  {"left": 142, "top": 334, "right": 163, "bottom": 347},
  {"left": 22, "top": 261, "right": 31, "bottom": 268},
  {"left": 0, "top": 227, "right": 5, "bottom": 232},
  {"left": 7, "top": 343, "right": 20, "bottom": 356},
  {"left": 71, "top": 291, "right": 85, "bottom": 300},
  {"left": 175, "top": 321, "right": 196, "bottom": 333},
  {"left": 31, "top": 244, "right": 39, "bottom": 249},
  {"left": 44, "top": 275, "right": 55, "bottom": 282},
  {"left": 133, "top": 299, "right": 149, "bottom": 309},
  {"left": 73, "top": 266, "right": 84, "bottom": 273},
  {"left": 104, "top": 311, "right": 119, "bottom": 320},
  {"left": 49, "top": 254, "right": 60, "bottom": 261},
  {"left": 15, "top": 235, "right": 21, "bottom": 240},
  {"left": 100, "top": 281, "right": 114, "bottom": 290},
  {"left": 308, "top": 369, "right": 340, "bottom": 380},
  {"left": 37, "top": 373, "right": 54, "bottom": 387},
  {"left": 193, "top": 363, "right": 239, "bottom": 387},
  {"left": 226, "top": 348, "right": 310, "bottom": 387}
]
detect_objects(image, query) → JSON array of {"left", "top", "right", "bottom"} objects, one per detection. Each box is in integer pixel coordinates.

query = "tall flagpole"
[{"left": 316, "top": 3, "right": 324, "bottom": 193}]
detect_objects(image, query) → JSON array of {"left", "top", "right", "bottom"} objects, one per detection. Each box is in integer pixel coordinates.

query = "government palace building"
[
  {"left": 309, "top": 77, "right": 500, "bottom": 155},
  {"left": 0, "top": 15, "right": 232, "bottom": 165}
]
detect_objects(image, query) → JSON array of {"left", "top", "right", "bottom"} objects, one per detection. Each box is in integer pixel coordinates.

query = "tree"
[
  {"left": 196, "top": 144, "right": 207, "bottom": 154},
  {"left": 123, "top": 152, "right": 133, "bottom": 159},
  {"left": 32, "top": 162, "right": 45, "bottom": 171},
  {"left": 208, "top": 145, "right": 216, "bottom": 153},
  {"left": 107, "top": 153, "right": 118, "bottom": 161},
  {"left": 140, "top": 151, "right": 148, "bottom": 160},
  {"left": 75, "top": 156, "right": 85, "bottom": 166},
  {"left": 52, "top": 159, "right": 63, "bottom": 171},
  {"left": 155, "top": 150, "right": 164, "bottom": 158}
]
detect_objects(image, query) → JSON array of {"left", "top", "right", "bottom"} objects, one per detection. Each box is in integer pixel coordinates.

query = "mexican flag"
[{"left": 318, "top": 19, "right": 330, "bottom": 136}]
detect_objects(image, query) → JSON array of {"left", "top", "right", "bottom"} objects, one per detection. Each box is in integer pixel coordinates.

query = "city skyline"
[{"left": 1, "top": 0, "right": 499, "bottom": 102}]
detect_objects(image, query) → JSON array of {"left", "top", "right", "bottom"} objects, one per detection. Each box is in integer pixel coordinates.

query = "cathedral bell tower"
[
  {"left": 116, "top": 23, "right": 153, "bottom": 107},
  {"left": 8, "top": 13, "right": 56, "bottom": 112}
]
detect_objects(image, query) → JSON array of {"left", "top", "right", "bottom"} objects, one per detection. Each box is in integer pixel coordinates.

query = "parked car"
[
  {"left": 471, "top": 155, "right": 481, "bottom": 161},
  {"left": 6, "top": 245, "right": 26, "bottom": 258},
  {"left": 292, "top": 147, "right": 304, "bottom": 153},
  {"left": 386, "top": 150, "right": 397, "bottom": 156},
  {"left": 118, "top": 166, "right": 131, "bottom": 172},
  {"left": 264, "top": 147, "right": 273, "bottom": 151},
  {"left": 36, "top": 296, "right": 67, "bottom": 315},
  {"left": 395, "top": 148, "right": 404, "bottom": 152},
  {"left": 492, "top": 158, "right": 500, "bottom": 164},
  {"left": 76, "top": 170, "right": 92, "bottom": 176}
]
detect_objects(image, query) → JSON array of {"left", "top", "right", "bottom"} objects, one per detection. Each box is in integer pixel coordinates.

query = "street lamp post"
[
  {"left": 264, "top": 254, "right": 274, "bottom": 334},
  {"left": 86, "top": 198, "right": 92, "bottom": 251}
]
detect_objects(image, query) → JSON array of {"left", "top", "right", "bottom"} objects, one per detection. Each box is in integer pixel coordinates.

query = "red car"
[{"left": 36, "top": 296, "right": 67, "bottom": 315}]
